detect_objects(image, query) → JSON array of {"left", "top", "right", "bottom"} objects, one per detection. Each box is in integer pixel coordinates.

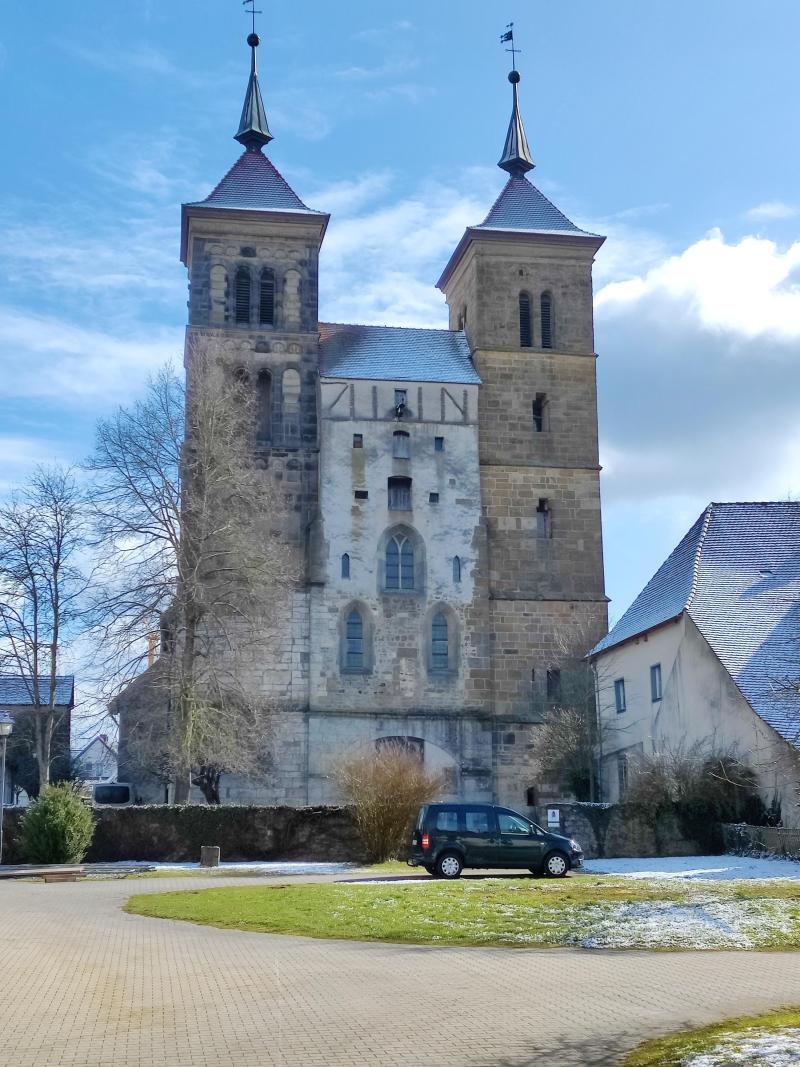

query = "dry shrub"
[{"left": 333, "top": 742, "right": 445, "bottom": 862}]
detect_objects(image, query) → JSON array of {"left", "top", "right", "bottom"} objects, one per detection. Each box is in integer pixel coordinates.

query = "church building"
[{"left": 121, "top": 30, "right": 608, "bottom": 809}]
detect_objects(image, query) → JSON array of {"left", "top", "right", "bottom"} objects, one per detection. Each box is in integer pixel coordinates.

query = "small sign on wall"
[{"left": 547, "top": 808, "right": 560, "bottom": 829}]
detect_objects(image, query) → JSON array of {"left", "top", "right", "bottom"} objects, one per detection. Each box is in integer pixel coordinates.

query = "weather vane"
[
  {"left": 243, "top": 0, "right": 262, "bottom": 37},
  {"left": 500, "top": 22, "right": 521, "bottom": 71}
]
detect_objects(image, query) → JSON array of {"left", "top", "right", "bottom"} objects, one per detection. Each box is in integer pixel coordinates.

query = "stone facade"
[{"left": 116, "top": 58, "right": 608, "bottom": 814}]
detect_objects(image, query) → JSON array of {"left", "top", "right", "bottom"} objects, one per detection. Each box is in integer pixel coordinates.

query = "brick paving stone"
[{"left": 2, "top": 874, "right": 800, "bottom": 1066}]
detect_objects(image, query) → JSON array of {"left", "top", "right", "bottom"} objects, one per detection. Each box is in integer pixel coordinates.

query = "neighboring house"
[
  {"left": 590, "top": 503, "right": 800, "bottom": 823},
  {"left": 115, "top": 31, "right": 609, "bottom": 808},
  {"left": 0, "top": 675, "right": 74, "bottom": 806},
  {"left": 73, "top": 734, "right": 118, "bottom": 783}
]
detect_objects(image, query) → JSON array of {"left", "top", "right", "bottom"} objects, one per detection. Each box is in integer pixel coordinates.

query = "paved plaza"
[{"left": 2, "top": 872, "right": 800, "bottom": 1066}]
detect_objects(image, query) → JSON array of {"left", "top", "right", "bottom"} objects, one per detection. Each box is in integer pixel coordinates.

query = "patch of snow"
[
  {"left": 583, "top": 854, "right": 800, "bottom": 881},
  {"left": 90, "top": 861, "right": 354, "bottom": 875},
  {"left": 685, "top": 1027, "right": 800, "bottom": 1065}
]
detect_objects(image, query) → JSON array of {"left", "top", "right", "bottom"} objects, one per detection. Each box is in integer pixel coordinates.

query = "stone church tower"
[{"left": 120, "top": 34, "right": 607, "bottom": 810}]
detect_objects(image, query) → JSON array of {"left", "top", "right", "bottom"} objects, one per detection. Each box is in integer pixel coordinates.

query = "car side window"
[
  {"left": 464, "top": 809, "right": 490, "bottom": 834},
  {"left": 498, "top": 813, "right": 532, "bottom": 835},
  {"left": 435, "top": 809, "right": 459, "bottom": 832}
]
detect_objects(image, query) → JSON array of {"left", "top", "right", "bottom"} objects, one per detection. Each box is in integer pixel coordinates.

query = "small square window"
[
  {"left": 354, "top": 490, "right": 368, "bottom": 501},
  {"left": 353, "top": 434, "right": 363, "bottom": 448},
  {"left": 614, "top": 678, "right": 627, "bottom": 714},
  {"left": 434, "top": 437, "right": 444, "bottom": 452},
  {"left": 429, "top": 492, "right": 439, "bottom": 503}
]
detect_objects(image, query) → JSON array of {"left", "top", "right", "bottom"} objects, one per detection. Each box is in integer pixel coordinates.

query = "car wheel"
[
  {"left": 436, "top": 852, "right": 464, "bottom": 879},
  {"left": 543, "top": 851, "right": 569, "bottom": 878},
  {"left": 529, "top": 867, "right": 543, "bottom": 878},
  {"left": 424, "top": 865, "right": 437, "bottom": 876}
]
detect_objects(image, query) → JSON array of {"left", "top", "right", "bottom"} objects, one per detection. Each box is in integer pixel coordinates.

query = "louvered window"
[
  {"left": 431, "top": 612, "right": 449, "bottom": 671},
  {"left": 260, "top": 268, "right": 275, "bottom": 325},
  {"left": 234, "top": 267, "right": 251, "bottom": 324},
  {"left": 345, "top": 609, "right": 364, "bottom": 669},
  {"left": 540, "top": 292, "right": 553, "bottom": 349},
  {"left": 519, "top": 291, "right": 532, "bottom": 348}
]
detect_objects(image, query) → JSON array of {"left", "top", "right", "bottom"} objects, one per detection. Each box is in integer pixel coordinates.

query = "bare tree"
[
  {"left": 530, "top": 617, "right": 611, "bottom": 801},
  {"left": 0, "top": 467, "right": 87, "bottom": 793},
  {"left": 87, "top": 339, "right": 294, "bottom": 802}
]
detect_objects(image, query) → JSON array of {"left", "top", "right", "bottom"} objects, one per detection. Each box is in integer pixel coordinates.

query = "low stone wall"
[
  {"left": 723, "top": 822, "right": 800, "bottom": 860},
  {"left": 534, "top": 802, "right": 704, "bottom": 859},
  {"left": 1, "top": 805, "right": 366, "bottom": 865}
]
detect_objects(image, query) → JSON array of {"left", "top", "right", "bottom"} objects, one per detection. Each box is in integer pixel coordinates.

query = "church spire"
[
  {"left": 498, "top": 68, "right": 535, "bottom": 178},
  {"left": 235, "top": 31, "right": 273, "bottom": 152}
]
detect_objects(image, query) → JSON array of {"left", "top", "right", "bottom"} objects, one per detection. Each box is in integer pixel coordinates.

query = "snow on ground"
[
  {"left": 87, "top": 861, "right": 354, "bottom": 876},
  {"left": 583, "top": 854, "right": 800, "bottom": 881},
  {"left": 685, "top": 1027, "right": 800, "bottom": 1065}
]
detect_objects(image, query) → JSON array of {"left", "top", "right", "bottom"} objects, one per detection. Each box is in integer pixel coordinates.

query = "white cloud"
[
  {"left": 596, "top": 231, "right": 800, "bottom": 514},
  {"left": 745, "top": 201, "right": 799, "bottom": 222},
  {"left": 0, "top": 306, "right": 181, "bottom": 405}
]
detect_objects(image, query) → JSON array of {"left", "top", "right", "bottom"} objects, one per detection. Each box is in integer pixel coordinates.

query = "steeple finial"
[
  {"left": 235, "top": 3, "right": 273, "bottom": 152},
  {"left": 497, "top": 24, "right": 535, "bottom": 178}
]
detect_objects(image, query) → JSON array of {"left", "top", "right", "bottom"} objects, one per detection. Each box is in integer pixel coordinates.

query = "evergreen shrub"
[{"left": 21, "top": 782, "right": 95, "bottom": 864}]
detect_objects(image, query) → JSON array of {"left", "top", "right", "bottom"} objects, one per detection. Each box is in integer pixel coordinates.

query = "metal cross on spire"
[
  {"left": 500, "top": 22, "right": 521, "bottom": 72},
  {"left": 243, "top": 0, "right": 262, "bottom": 37}
]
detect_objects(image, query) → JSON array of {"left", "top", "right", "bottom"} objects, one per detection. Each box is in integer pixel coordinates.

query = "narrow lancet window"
[
  {"left": 235, "top": 267, "right": 251, "bottom": 324},
  {"left": 341, "top": 553, "right": 350, "bottom": 579},
  {"left": 519, "top": 291, "right": 532, "bottom": 348},
  {"left": 260, "top": 268, "right": 275, "bottom": 325},
  {"left": 431, "top": 612, "right": 449, "bottom": 670},
  {"left": 452, "top": 556, "right": 462, "bottom": 583},
  {"left": 345, "top": 609, "right": 364, "bottom": 669},
  {"left": 540, "top": 292, "right": 553, "bottom": 349}
]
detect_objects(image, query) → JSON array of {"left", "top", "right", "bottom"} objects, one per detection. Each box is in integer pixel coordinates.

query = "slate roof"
[
  {"left": 592, "top": 502, "right": 800, "bottom": 748},
  {"left": 319, "top": 323, "right": 481, "bottom": 384},
  {"left": 476, "top": 176, "right": 597, "bottom": 237},
  {"left": 186, "top": 149, "right": 325, "bottom": 215},
  {"left": 0, "top": 675, "right": 75, "bottom": 708}
]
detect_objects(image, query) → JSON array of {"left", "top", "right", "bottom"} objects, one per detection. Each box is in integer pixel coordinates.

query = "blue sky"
[{"left": 2, "top": 0, "right": 800, "bottom": 627}]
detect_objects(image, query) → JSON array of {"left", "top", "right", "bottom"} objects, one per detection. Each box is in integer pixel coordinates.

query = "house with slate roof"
[
  {"left": 117, "top": 34, "right": 608, "bottom": 807},
  {"left": 73, "top": 733, "right": 118, "bottom": 785},
  {"left": 590, "top": 503, "right": 800, "bottom": 822},
  {"left": 0, "top": 675, "right": 74, "bottom": 804}
]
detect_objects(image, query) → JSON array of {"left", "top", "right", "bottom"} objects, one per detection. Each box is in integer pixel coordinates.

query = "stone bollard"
[{"left": 200, "top": 845, "right": 221, "bottom": 868}]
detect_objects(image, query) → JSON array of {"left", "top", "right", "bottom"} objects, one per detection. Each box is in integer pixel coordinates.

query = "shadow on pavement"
[{"left": 465, "top": 1023, "right": 691, "bottom": 1067}]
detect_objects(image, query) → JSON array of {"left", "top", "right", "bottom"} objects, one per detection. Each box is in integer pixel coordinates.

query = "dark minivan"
[{"left": 409, "top": 803, "right": 583, "bottom": 879}]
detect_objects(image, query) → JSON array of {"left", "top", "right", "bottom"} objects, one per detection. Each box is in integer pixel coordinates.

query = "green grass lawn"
[
  {"left": 621, "top": 1008, "right": 800, "bottom": 1065},
  {"left": 125, "top": 876, "right": 800, "bottom": 950}
]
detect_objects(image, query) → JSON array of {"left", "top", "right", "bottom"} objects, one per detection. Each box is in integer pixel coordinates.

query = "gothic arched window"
[
  {"left": 431, "top": 612, "right": 449, "bottom": 671},
  {"left": 386, "top": 533, "right": 414, "bottom": 590},
  {"left": 540, "top": 291, "right": 553, "bottom": 349},
  {"left": 341, "top": 552, "right": 350, "bottom": 579},
  {"left": 519, "top": 291, "right": 532, "bottom": 348},
  {"left": 345, "top": 608, "right": 364, "bottom": 669},
  {"left": 260, "top": 268, "right": 275, "bottom": 325},
  {"left": 452, "top": 556, "right": 462, "bottom": 583},
  {"left": 234, "top": 267, "right": 251, "bottom": 324},
  {"left": 255, "top": 369, "right": 271, "bottom": 445}
]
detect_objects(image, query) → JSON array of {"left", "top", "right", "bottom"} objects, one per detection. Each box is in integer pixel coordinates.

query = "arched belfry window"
[
  {"left": 260, "top": 268, "right": 275, "bottom": 325},
  {"left": 235, "top": 267, "right": 251, "bottom": 324},
  {"left": 519, "top": 291, "right": 532, "bottom": 348},
  {"left": 540, "top": 292, "right": 553, "bottom": 349},
  {"left": 386, "top": 533, "right": 414, "bottom": 590},
  {"left": 452, "top": 556, "right": 462, "bottom": 583},
  {"left": 431, "top": 612, "right": 449, "bottom": 671},
  {"left": 255, "top": 369, "right": 271, "bottom": 445}
]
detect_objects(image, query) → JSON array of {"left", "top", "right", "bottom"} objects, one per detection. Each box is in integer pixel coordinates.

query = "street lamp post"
[{"left": 0, "top": 711, "right": 14, "bottom": 866}]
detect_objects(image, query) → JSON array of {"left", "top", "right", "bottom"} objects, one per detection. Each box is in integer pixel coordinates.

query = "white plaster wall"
[
  {"left": 311, "top": 378, "right": 482, "bottom": 711},
  {"left": 596, "top": 614, "right": 800, "bottom": 821}
]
